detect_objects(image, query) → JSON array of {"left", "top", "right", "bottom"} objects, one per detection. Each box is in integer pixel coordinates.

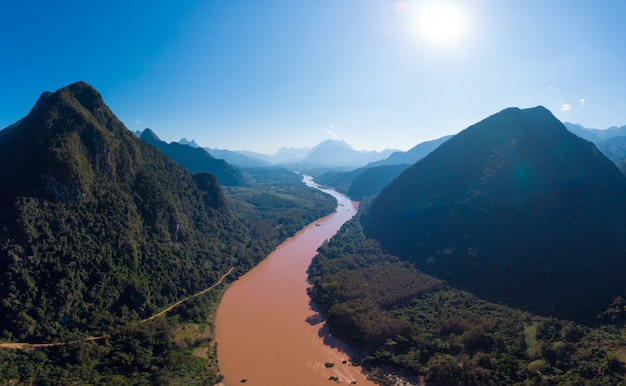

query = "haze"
[{"left": 2, "top": 0, "right": 626, "bottom": 154}]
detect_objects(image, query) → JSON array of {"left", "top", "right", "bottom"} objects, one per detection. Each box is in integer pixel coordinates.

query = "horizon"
[{"left": 2, "top": 1, "right": 626, "bottom": 154}]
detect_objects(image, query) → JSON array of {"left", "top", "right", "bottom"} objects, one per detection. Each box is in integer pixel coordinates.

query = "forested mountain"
[
  {"left": 309, "top": 107, "right": 626, "bottom": 385},
  {"left": 0, "top": 81, "right": 252, "bottom": 340},
  {"left": 346, "top": 163, "right": 409, "bottom": 200},
  {"left": 139, "top": 128, "right": 246, "bottom": 186},
  {"left": 365, "top": 135, "right": 452, "bottom": 168},
  {"left": 309, "top": 218, "right": 626, "bottom": 385},
  {"left": 363, "top": 106, "right": 626, "bottom": 323},
  {"left": 0, "top": 81, "right": 339, "bottom": 384}
]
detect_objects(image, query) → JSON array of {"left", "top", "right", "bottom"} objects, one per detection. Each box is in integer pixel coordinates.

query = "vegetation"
[
  {"left": 362, "top": 106, "right": 626, "bottom": 324},
  {"left": 224, "top": 167, "right": 336, "bottom": 272},
  {"left": 0, "top": 82, "right": 337, "bottom": 384},
  {"left": 139, "top": 128, "right": 247, "bottom": 186},
  {"left": 346, "top": 163, "right": 409, "bottom": 200},
  {"left": 309, "top": 217, "right": 626, "bottom": 385}
]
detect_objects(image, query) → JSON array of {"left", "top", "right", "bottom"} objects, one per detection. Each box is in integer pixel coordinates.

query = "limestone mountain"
[
  {"left": 139, "top": 128, "right": 246, "bottom": 186},
  {"left": 0, "top": 81, "right": 251, "bottom": 340},
  {"left": 363, "top": 106, "right": 626, "bottom": 324},
  {"left": 297, "top": 139, "right": 395, "bottom": 169},
  {"left": 178, "top": 137, "right": 200, "bottom": 148}
]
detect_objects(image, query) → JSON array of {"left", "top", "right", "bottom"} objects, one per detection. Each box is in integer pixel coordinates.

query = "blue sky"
[{"left": 2, "top": 1, "right": 626, "bottom": 154}]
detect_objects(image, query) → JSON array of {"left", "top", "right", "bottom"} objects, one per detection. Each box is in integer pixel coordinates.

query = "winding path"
[{"left": 0, "top": 266, "right": 235, "bottom": 350}]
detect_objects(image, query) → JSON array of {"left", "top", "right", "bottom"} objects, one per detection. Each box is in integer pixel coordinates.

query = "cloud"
[
  {"left": 321, "top": 124, "right": 340, "bottom": 139},
  {"left": 134, "top": 119, "right": 142, "bottom": 126},
  {"left": 580, "top": 98, "right": 586, "bottom": 107},
  {"left": 560, "top": 104, "right": 572, "bottom": 111}
]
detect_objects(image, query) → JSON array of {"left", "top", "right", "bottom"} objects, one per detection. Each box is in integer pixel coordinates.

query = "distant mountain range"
[
  {"left": 315, "top": 135, "right": 452, "bottom": 199},
  {"left": 194, "top": 139, "right": 397, "bottom": 170},
  {"left": 363, "top": 106, "right": 626, "bottom": 324},
  {"left": 564, "top": 122, "right": 626, "bottom": 172},
  {"left": 564, "top": 122, "right": 626, "bottom": 142}
]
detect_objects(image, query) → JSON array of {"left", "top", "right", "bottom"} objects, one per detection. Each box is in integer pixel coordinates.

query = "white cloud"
[
  {"left": 321, "top": 124, "right": 340, "bottom": 139},
  {"left": 134, "top": 119, "right": 142, "bottom": 126},
  {"left": 580, "top": 98, "right": 586, "bottom": 107},
  {"left": 560, "top": 104, "right": 572, "bottom": 111}
]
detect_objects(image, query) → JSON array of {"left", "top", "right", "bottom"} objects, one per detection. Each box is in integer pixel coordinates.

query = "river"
[{"left": 214, "top": 176, "right": 377, "bottom": 386}]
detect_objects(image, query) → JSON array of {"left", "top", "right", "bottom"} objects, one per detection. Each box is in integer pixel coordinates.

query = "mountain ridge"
[{"left": 139, "top": 128, "right": 246, "bottom": 186}]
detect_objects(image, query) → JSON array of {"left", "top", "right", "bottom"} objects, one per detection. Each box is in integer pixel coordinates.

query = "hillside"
[
  {"left": 365, "top": 135, "right": 452, "bottom": 168},
  {"left": 316, "top": 136, "right": 450, "bottom": 198},
  {"left": 0, "top": 81, "right": 251, "bottom": 341},
  {"left": 362, "top": 106, "right": 626, "bottom": 323},
  {"left": 346, "top": 163, "right": 409, "bottom": 200},
  {"left": 139, "top": 128, "right": 246, "bottom": 186},
  {"left": 563, "top": 122, "right": 626, "bottom": 142},
  {"left": 309, "top": 217, "right": 626, "bottom": 385}
]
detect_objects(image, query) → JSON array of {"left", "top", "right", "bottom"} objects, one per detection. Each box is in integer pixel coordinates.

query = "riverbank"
[{"left": 215, "top": 177, "right": 377, "bottom": 386}]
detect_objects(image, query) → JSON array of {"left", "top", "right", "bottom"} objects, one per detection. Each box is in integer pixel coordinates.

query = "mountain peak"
[
  {"left": 55, "top": 81, "right": 108, "bottom": 117},
  {"left": 0, "top": 82, "right": 248, "bottom": 344},
  {"left": 314, "top": 139, "right": 353, "bottom": 150},
  {"left": 140, "top": 128, "right": 162, "bottom": 143},
  {"left": 179, "top": 137, "right": 200, "bottom": 148},
  {"left": 0, "top": 81, "right": 141, "bottom": 201},
  {"left": 364, "top": 106, "right": 626, "bottom": 323}
]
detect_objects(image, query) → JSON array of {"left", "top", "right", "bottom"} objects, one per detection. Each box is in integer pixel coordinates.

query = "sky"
[{"left": 2, "top": 0, "right": 626, "bottom": 154}]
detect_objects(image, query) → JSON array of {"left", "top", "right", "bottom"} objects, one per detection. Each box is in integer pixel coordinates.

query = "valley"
[
  {"left": 215, "top": 177, "right": 375, "bottom": 386},
  {"left": 3, "top": 82, "right": 626, "bottom": 385}
]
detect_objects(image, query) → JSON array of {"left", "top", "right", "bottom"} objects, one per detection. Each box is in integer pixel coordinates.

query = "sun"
[{"left": 411, "top": 1, "right": 470, "bottom": 47}]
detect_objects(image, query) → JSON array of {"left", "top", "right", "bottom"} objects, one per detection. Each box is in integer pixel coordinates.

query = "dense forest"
[
  {"left": 309, "top": 217, "right": 626, "bottom": 385},
  {"left": 0, "top": 82, "right": 337, "bottom": 385},
  {"left": 139, "top": 128, "right": 247, "bottom": 186},
  {"left": 363, "top": 107, "right": 626, "bottom": 324},
  {"left": 309, "top": 106, "right": 626, "bottom": 385}
]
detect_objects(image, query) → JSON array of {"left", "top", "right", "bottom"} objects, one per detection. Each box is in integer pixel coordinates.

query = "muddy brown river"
[{"left": 215, "top": 176, "right": 377, "bottom": 386}]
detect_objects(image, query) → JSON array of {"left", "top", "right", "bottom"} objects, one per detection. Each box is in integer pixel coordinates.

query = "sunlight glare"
[{"left": 412, "top": 1, "right": 470, "bottom": 47}]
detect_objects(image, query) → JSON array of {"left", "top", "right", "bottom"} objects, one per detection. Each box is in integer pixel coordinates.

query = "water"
[{"left": 215, "top": 176, "right": 377, "bottom": 386}]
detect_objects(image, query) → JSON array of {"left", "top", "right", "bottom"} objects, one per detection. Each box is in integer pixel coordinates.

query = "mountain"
[
  {"left": 365, "top": 135, "right": 452, "bottom": 168},
  {"left": 214, "top": 140, "right": 396, "bottom": 170},
  {"left": 232, "top": 147, "right": 311, "bottom": 166},
  {"left": 316, "top": 136, "right": 450, "bottom": 198},
  {"left": 139, "top": 128, "right": 246, "bottom": 186},
  {"left": 346, "top": 163, "right": 410, "bottom": 200},
  {"left": 271, "top": 146, "right": 311, "bottom": 164},
  {"left": 563, "top": 122, "right": 603, "bottom": 143},
  {"left": 363, "top": 106, "right": 626, "bottom": 324},
  {"left": 178, "top": 137, "right": 200, "bottom": 148},
  {"left": 588, "top": 124, "right": 626, "bottom": 140},
  {"left": 0, "top": 81, "right": 251, "bottom": 341},
  {"left": 295, "top": 139, "right": 395, "bottom": 169},
  {"left": 207, "top": 148, "right": 272, "bottom": 168},
  {"left": 596, "top": 136, "right": 626, "bottom": 164},
  {"left": 564, "top": 122, "right": 626, "bottom": 142}
]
